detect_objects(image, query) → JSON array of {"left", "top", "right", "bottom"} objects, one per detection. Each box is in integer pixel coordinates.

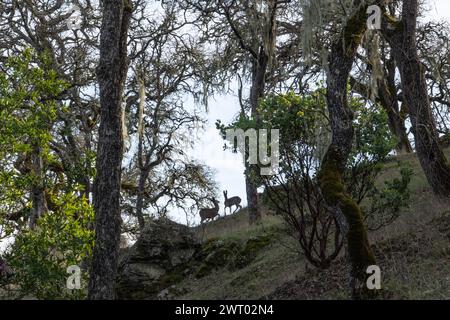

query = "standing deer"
[
  {"left": 223, "top": 190, "right": 242, "bottom": 215},
  {"left": 199, "top": 197, "right": 220, "bottom": 224}
]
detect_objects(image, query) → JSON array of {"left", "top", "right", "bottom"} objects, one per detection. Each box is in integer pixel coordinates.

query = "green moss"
[
  {"left": 383, "top": 12, "right": 402, "bottom": 31},
  {"left": 317, "top": 160, "right": 345, "bottom": 204},
  {"left": 342, "top": 7, "right": 367, "bottom": 56},
  {"left": 194, "top": 239, "right": 240, "bottom": 278},
  {"left": 124, "top": 0, "right": 133, "bottom": 11},
  {"left": 232, "top": 235, "right": 272, "bottom": 270},
  {"left": 242, "top": 235, "right": 271, "bottom": 256},
  {"left": 194, "top": 235, "right": 273, "bottom": 278},
  {"left": 159, "top": 267, "right": 185, "bottom": 289},
  {"left": 318, "top": 154, "right": 377, "bottom": 299}
]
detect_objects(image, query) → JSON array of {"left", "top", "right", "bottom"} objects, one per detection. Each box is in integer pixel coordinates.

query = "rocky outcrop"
[
  {"left": 116, "top": 218, "right": 273, "bottom": 299},
  {"left": 116, "top": 218, "right": 200, "bottom": 300}
]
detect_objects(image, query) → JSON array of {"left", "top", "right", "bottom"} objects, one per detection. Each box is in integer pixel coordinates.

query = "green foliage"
[
  {"left": 346, "top": 104, "right": 411, "bottom": 227},
  {"left": 0, "top": 48, "right": 69, "bottom": 236},
  {"left": 256, "top": 89, "right": 410, "bottom": 238},
  {"left": 4, "top": 191, "right": 94, "bottom": 300},
  {"left": 259, "top": 89, "right": 330, "bottom": 169},
  {"left": 0, "top": 49, "right": 94, "bottom": 299},
  {"left": 216, "top": 89, "right": 330, "bottom": 185},
  {"left": 351, "top": 102, "right": 398, "bottom": 164},
  {"left": 216, "top": 90, "right": 329, "bottom": 151},
  {"left": 259, "top": 90, "right": 329, "bottom": 148},
  {"left": 216, "top": 116, "right": 257, "bottom": 143},
  {"left": 364, "top": 164, "right": 413, "bottom": 231},
  {"left": 0, "top": 48, "right": 67, "bottom": 153}
]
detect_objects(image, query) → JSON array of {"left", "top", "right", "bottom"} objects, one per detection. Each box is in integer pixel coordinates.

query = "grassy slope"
[{"left": 176, "top": 150, "right": 450, "bottom": 300}]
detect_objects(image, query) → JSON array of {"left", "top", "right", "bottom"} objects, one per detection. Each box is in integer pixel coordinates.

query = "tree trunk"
[
  {"left": 88, "top": 0, "right": 132, "bottom": 300},
  {"left": 383, "top": 0, "right": 450, "bottom": 196},
  {"left": 136, "top": 76, "right": 147, "bottom": 231},
  {"left": 246, "top": 50, "right": 268, "bottom": 225},
  {"left": 136, "top": 168, "right": 150, "bottom": 231},
  {"left": 378, "top": 58, "right": 412, "bottom": 154},
  {"left": 350, "top": 58, "right": 412, "bottom": 154},
  {"left": 245, "top": 168, "right": 260, "bottom": 224},
  {"left": 317, "top": 2, "right": 377, "bottom": 299},
  {"left": 29, "top": 145, "right": 47, "bottom": 229}
]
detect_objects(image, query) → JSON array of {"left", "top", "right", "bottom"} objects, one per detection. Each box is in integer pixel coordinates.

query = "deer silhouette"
[
  {"left": 199, "top": 197, "right": 220, "bottom": 224},
  {"left": 223, "top": 190, "right": 242, "bottom": 215}
]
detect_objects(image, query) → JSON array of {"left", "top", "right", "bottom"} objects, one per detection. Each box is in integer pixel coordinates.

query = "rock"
[
  {"left": 157, "top": 285, "right": 186, "bottom": 300},
  {"left": 116, "top": 219, "right": 274, "bottom": 298},
  {"left": 157, "top": 288, "right": 171, "bottom": 300},
  {"left": 194, "top": 235, "right": 272, "bottom": 278},
  {"left": 116, "top": 218, "right": 200, "bottom": 300},
  {"left": 0, "top": 257, "right": 13, "bottom": 280}
]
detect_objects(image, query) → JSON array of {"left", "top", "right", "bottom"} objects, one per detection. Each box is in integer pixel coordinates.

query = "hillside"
[{"left": 173, "top": 150, "right": 450, "bottom": 300}]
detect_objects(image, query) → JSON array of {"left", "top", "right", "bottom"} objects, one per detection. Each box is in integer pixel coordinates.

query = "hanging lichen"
[
  {"left": 137, "top": 76, "right": 146, "bottom": 140},
  {"left": 299, "top": 0, "right": 328, "bottom": 65},
  {"left": 299, "top": 0, "right": 371, "bottom": 68},
  {"left": 263, "top": 0, "right": 277, "bottom": 71},
  {"left": 121, "top": 101, "right": 130, "bottom": 151},
  {"left": 366, "top": 31, "right": 383, "bottom": 101}
]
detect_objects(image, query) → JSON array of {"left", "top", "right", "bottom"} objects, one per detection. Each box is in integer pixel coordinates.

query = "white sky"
[{"left": 424, "top": 0, "right": 450, "bottom": 21}]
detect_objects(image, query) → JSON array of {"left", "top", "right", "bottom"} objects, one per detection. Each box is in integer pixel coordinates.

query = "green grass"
[
  {"left": 193, "top": 209, "right": 285, "bottom": 241},
  {"left": 175, "top": 149, "right": 450, "bottom": 300}
]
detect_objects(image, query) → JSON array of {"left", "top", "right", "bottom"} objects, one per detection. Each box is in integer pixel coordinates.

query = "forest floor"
[{"left": 176, "top": 150, "right": 450, "bottom": 300}]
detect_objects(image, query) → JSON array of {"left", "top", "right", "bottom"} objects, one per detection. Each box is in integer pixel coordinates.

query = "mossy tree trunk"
[
  {"left": 317, "top": 1, "right": 377, "bottom": 299},
  {"left": 88, "top": 0, "right": 133, "bottom": 300},
  {"left": 381, "top": 0, "right": 450, "bottom": 197}
]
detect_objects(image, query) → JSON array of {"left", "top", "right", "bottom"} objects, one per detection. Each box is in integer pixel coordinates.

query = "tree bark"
[
  {"left": 382, "top": 0, "right": 450, "bottom": 196},
  {"left": 350, "top": 58, "right": 412, "bottom": 154},
  {"left": 29, "top": 145, "right": 47, "bottom": 229},
  {"left": 136, "top": 167, "right": 150, "bottom": 231},
  {"left": 88, "top": 0, "right": 132, "bottom": 300},
  {"left": 246, "top": 49, "right": 269, "bottom": 225},
  {"left": 136, "top": 76, "right": 147, "bottom": 231},
  {"left": 317, "top": 2, "right": 377, "bottom": 299},
  {"left": 378, "top": 58, "right": 412, "bottom": 154},
  {"left": 246, "top": 1, "right": 278, "bottom": 225}
]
